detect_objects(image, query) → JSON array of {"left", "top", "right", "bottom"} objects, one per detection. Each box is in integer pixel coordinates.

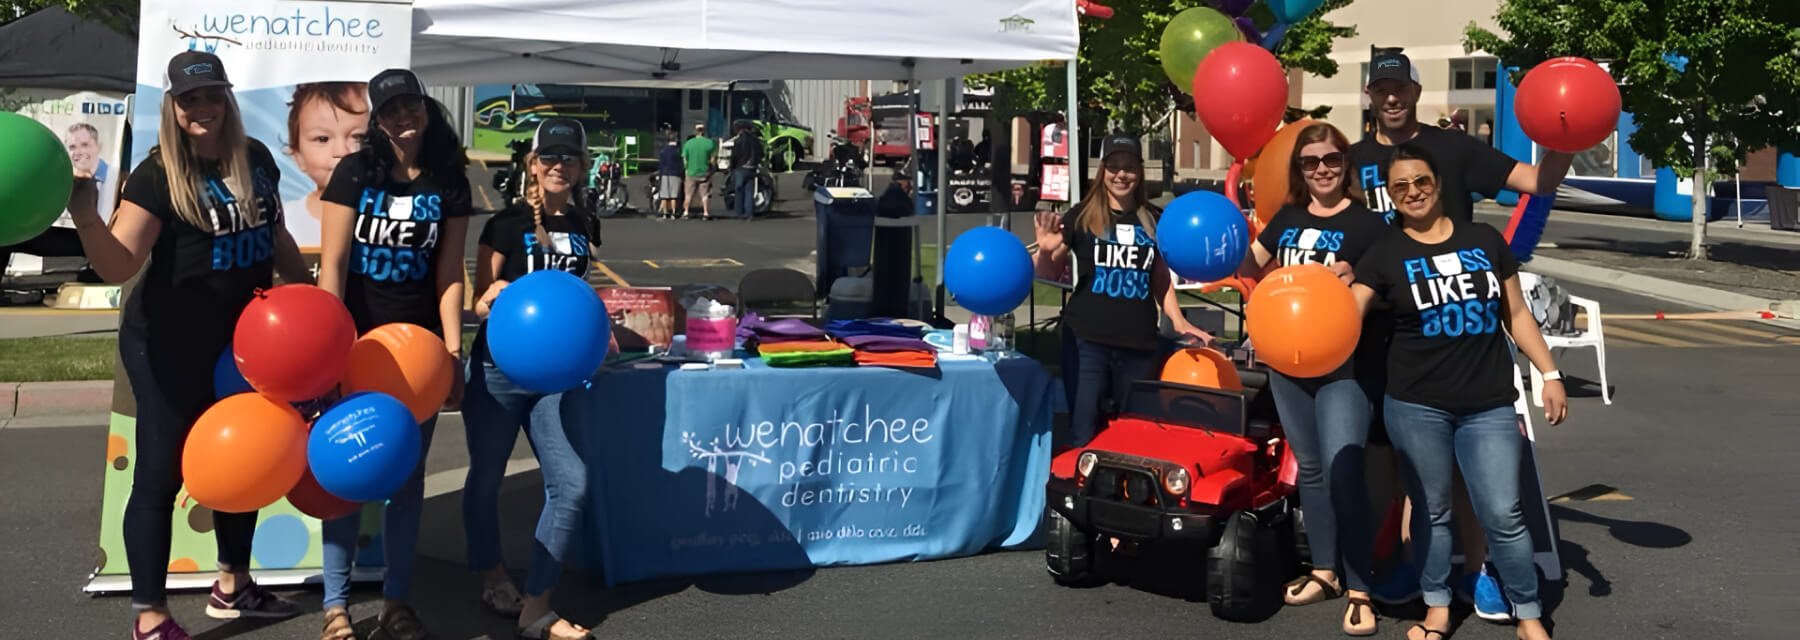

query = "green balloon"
[
  {"left": 0, "top": 111, "right": 75, "bottom": 246},
  {"left": 1160, "top": 7, "right": 1245, "bottom": 90}
]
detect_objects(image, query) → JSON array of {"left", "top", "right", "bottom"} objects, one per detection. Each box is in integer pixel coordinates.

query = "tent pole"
[
  {"left": 1066, "top": 58, "right": 1081, "bottom": 204},
  {"left": 936, "top": 77, "right": 952, "bottom": 321}
]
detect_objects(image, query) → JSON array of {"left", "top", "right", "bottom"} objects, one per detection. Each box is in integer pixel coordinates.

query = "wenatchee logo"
[
  {"left": 999, "top": 14, "right": 1035, "bottom": 33},
  {"left": 169, "top": 5, "right": 388, "bottom": 55},
  {"left": 680, "top": 406, "right": 935, "bottom": 518}
]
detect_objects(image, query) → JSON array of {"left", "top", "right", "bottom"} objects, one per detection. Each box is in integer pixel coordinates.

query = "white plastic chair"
[{"left": 1519, "top": 272, "right": 1611, "bottom": 406}]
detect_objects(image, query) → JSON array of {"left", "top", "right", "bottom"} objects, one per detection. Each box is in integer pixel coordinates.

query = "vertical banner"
[
  {"left": 89, "top": 0, "right": 412, "bottom": 594},
  {"left": 0, "top": 89, "right": 130, "bottom": 228}
]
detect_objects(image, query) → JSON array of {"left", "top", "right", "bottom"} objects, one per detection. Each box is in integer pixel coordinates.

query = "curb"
[
  {"left": 1524, "top": 255, "right": 1800, "bottom": 331},
  {"left": 0, "top": 380, "right": 111, "bottom": 429}
]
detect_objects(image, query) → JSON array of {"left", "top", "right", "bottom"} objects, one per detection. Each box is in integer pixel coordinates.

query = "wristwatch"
[{"left": 1541, "top": 369, "right": 1564, "bottom": 382}]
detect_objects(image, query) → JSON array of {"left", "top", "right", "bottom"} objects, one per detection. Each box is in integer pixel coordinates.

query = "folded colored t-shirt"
[
  {"left": 739, "top": 312, "right": 827, "bottom": 342},
  {"left": 827, "top": 319, "right": 924, "bottom": 339},
  {"left": 762, "top": 347, "right": 855, "bottom": 367},
  {"left": 842, "top": 334, "right": 934, "bottom": 353},
  {"left": 757, "top": 339, "right": 850, "bottom": 354},
  {"left": 854, "top": 350, "right": 937, "bottom": 369}
]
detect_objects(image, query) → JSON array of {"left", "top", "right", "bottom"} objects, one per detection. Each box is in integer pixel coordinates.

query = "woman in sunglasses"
[
  {"left": 1238, "top": 122, "right": 1391, "bottom": 636},
  {"left": 1033, "top": 133, "right": 1213, "bottom": 449},
  {"left": 1350, "top": 144, "right": 1566, "bottom": 640},
  {"left": 316, "top": 68, "right": 473, "bottom": 640},
  {"left": 462, "top": 118, "right": 607, "bottom": 640}
]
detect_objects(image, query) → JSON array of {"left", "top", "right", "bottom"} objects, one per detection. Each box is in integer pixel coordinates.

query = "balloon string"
[{"left": 1224, "top": 158, "right": 1246, "bottom": 211}]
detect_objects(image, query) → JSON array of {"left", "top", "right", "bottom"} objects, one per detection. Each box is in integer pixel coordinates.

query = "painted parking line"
[
  {"left": 1601, "top": 318, "right": 1800, "bottom": 349},
  {"left": 592, "top": 260, "right": 630, "bottom": 287},
  {"left": 641, "top": 258, "right": 743, "bottom": 269}
]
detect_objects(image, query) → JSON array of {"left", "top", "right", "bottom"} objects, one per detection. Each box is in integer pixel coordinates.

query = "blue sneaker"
[
  {"left": 1471, "top": 565, "right": 1514, "bottom": 622},
  {"left": 1371, "top": 562, "right": 1421, "bottom": 605}
]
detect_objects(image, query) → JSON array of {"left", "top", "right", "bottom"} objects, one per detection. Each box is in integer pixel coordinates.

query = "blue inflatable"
[
  {"left": 1157, "top": 190, "right": 1249, "bottom": 283},
  {"left": 487, "top": 269, "right": 610, "bottom": 393},
  {"left": 308, "top": 391, "right": 421, "bottom": 502},
  {"left": 1266, "top": 0, "right": 1326, "bottom": 23},
  {"left": 213, "top": 346, "right": 254, "bottom": 399},
  {"left": 945, "top": 226, "right": 1034, "bottom": 317}
]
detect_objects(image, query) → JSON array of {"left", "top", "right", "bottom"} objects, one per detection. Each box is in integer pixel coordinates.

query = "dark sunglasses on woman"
[
  {"left": 1386, "top": 174, "right": 1438, "bottom": 196},
  {"left": 1297, "top": 152, "right": 1345, "bottom": 172}
]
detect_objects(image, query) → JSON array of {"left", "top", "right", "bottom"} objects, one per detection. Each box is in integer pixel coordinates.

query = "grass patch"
[{"left": 0, "top": 336, "right": 118, "bottom": 382}]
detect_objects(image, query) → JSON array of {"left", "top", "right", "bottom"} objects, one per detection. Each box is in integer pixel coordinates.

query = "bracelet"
[{"left": 1541, "top": 369, "right": 1563, "bottom": 381}]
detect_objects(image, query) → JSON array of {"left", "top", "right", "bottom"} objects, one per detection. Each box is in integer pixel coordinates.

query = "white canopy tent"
[{"left": 410, "top": 0, "right": 1080, "bottom": 321}]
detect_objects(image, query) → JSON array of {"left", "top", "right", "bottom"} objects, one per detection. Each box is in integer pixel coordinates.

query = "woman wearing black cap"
[
  {"left": 315, "top": 68, "right": 473, "bottom": 640},
  {"left": 1031, "top": 134, "right": 1214, "bottom": 449},
  {"left": 67, "top": 50, "right": 311, "bottom": 640},
  {"left": 461, "top": 118, "right": 605, "bottom": 640}
]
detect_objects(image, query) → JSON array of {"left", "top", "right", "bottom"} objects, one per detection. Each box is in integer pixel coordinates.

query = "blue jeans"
[
  {"left": 320, "top": 416, "right": 437, "bottom": 609},
  {"left": 460, "top": 359, "right": 589, "bottom": 596},
  {"left": 1384, "top": 397, "right": 1541, "bottom": 620},
  {"left": 1068, "top": 337, "right": 1157, "bottom": 447},
  {"left": 1268, "top": 373, "right": 1375, "bottom": 592},
  {"left": 731, "top": 168, "right": 756, "bottom": 218}
]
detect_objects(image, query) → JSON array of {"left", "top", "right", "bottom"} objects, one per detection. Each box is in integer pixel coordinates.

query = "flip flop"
[{"left": 1283, "top": 573, "right": 1344, "bottom": 606}]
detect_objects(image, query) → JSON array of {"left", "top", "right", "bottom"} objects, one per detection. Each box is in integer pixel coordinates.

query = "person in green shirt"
[{"left": 680, "top": 124, "right": 718, "bottom": 219}]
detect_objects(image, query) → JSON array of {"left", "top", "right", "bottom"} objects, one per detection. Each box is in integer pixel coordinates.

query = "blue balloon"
[
  {"left": 307, "top": 392, "right": 421, "bottom": 502},
  {"left": 213, "top": 346, "right": 253, "bottom": 399},
  {"left": 1157, "top": 191, "right": 1249, "bottom": 283},
  {"left": 1266, "top": 0, "right": 1326, "bottom": 23},
  {"left": 487, "top": 269, "right": 610, "bottom": 393},
  {"left": 945, "top": 226, "right": 1033, "bottom": 317}
]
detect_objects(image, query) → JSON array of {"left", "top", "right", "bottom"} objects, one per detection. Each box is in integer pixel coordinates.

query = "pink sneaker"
[{"left": 131, "top": 616, "right": 191, "bottom": 640}]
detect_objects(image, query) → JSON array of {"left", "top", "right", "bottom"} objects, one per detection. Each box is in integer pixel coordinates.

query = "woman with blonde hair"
[
  {"left": 1031, "top": 133, "right": 1213, "bottom": 449},
  {"left": 462, "top": 117, "right": 609, "bottom": 640},
  {"left": 67, "top": 50, "right": 312, "bottom": 640}
]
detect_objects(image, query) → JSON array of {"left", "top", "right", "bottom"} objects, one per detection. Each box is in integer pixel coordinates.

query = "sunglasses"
[
  {"left": 1386, "top": 174, "right": 1438, "bottom": 196},
  {"left": 1297, "top": 152, "right": 1345, "bottom": 172},
  {"left": 1103, "top": 161, "right": 1143, "bottom": 173},
  {"left": 536, "top": 153, "right": 580, "bottom": 166}
]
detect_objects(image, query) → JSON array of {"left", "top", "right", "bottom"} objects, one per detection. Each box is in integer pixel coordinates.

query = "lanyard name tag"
[{"left": 1115, "top": 224, "right": 1136, "bottom": 246}]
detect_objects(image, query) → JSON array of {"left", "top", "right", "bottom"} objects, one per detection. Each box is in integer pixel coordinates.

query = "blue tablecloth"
[{"left": 563, "top": 356, "right": 1055, "bottom": 585}]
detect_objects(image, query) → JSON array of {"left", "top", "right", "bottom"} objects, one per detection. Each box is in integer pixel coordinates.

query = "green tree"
[
  {"left": 1466, "top": 0, "right": 1800, "bottom": 260},
  {"left": 2, "top": 0, "right": 136, "bottom": 33},
  {"left": 972, "top": 0, "right": 1357, "bottom": 135}
]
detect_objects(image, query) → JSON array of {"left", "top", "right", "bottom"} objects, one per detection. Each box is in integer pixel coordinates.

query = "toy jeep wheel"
[
  {"left": 1045, "top": 508, "right": 1108, "bottom": 587},
  {"left": 1207, "top": 511, "right": 1286, "bottom": 622}
]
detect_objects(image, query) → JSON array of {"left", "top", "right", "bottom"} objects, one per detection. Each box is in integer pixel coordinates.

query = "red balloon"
[
  {"left": 1514, "top": 56, "right": 1621, "bottom": 153},
  {"left": 286, "top": 464, "right": 361, "bottom": 521},
  {"left": 1193, "top": 41, "right": 1289, "bottom": 159},
  {"left": 234, "top": 284, "right": 356, "bottom": 403}
]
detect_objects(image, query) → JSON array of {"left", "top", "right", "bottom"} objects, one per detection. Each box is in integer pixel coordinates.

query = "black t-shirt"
[
  {"left": 1060, "top": 204, "right": 1162, "bottom": 352},
  {"left": 1349, "top": 126, "right": 1519, "bottom": 225},
  {"left": 473, "top": 202, "right": 599, "bottom": 361},
  {"left": 1255, "top": 203, "right": 1394, "bottom": 383},
  {"left": 1354, "top": 220, "right": 1521, "bottom": 414},
  {"left": 118, "top": 140, "right": 284, "bottom": 401},
  {"left": 323, "top": 152, "right": 473, "bottom": 333}
]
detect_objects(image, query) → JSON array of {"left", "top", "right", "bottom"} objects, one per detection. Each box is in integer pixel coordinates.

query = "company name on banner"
[
  {"left": 676, "top": 405, "right": 937, "bottom": 550},
  {"left": 174, "top": 5, "right": 390, "bottom": 56}
]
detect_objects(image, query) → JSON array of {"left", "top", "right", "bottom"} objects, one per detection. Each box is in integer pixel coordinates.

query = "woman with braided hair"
[{"left": 461, "top": 117, "right": 610, "bottom": 640}]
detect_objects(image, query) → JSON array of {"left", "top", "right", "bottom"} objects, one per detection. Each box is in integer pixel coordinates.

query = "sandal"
[
  {"left": 482, "top": 579, "right": 525, "bottom": 617},
  {"left": 375, "top": 604, "right": 429, "bottom": 640},
  {"left": 320, "top": 608, "right": 356, "bottom": 640},
  {"left": 1283, "top": 573, "right": 1344, "bottom": 606},
  {"left": 1343, "top": 597, "right": 1377, "bottom": 636},
  {"left": 1409, "top": 623, "right": 1451, "bottom": 640},
  {"left": 517, "top": 612, "right": 595, "bottom": 640}
]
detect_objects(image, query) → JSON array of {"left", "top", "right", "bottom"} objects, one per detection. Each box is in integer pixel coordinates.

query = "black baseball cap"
[
  {"left": 1100, "top": 133, "right": 1143, "bottom": 162},
  {"left": 368, "top": 68, "right": 427, "bottom": 113},
  {"left": 166, "top": 51, "right": 232, "bottom": 96},
  {"left": 1368, "top": 46, "right": 1421, "bottom": 86},
  {"left": 534, "top": 118, "right": 587, "bottom": 155}
]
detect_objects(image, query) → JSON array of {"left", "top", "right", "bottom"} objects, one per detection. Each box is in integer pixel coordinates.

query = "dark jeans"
[
  {"left": 731, "top": 168, "right": 756, "bottom": 218},
  {"left": 1384, "top": 397, "right": 1541, "bottom": 620},
  {"left": 1268, "top": 373, "right": 1376, "bottom": 591},
  {"left": 1067, "top": 336, "right": 1158, "bottom": 447},
  {"left": 119, "top": 330, "right": 257, "bottom": 609}
]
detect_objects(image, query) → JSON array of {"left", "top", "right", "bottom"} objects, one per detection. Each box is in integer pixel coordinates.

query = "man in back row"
[
  {"left": 1350, "top": 46, "right": 1575, "bottom": 224},
  {"left": 682, "top": 123, "right": 717, "bottom": 220}
]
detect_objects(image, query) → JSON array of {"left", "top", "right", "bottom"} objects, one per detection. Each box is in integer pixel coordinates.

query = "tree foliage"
[
  {"left": 1, "top": 0, "right": 136, "bottom": 33},
  {"left": 971, "top": 0, "right": 1357, "bottom": 134}
]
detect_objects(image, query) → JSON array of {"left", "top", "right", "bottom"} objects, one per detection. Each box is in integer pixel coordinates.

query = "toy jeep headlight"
[
  {"left": 1077, "top": 451, "right": 1098, "bottom": 478},
  {"left": 1162, "top": 466, "right": 1190, "bottom": 495}
]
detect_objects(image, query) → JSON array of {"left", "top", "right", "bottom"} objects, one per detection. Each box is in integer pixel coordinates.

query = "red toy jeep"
[{"left": 1044, "top": 354, "right": 1304, "bottom": 621}]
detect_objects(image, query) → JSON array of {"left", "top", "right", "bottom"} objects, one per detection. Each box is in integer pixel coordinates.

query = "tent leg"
[
  {"left": 935, "top": 77, "right": 952, "bottom": 323},
  {"left": 1066, "top": 59, "right": 1081, "bottom": 205}
]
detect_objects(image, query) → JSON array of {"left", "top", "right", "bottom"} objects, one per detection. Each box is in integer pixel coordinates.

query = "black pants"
[{"left": 119, "top": 329, "right": 257, "bottom": 609}]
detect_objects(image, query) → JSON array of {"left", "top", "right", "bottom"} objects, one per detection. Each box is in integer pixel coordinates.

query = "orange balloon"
[
  {"left": 1162, "top": 347, "right": 1242, "bottom": 391},
  {"left": 1250, "top": 118, "right": 1320, "bottom": 229},
  {"left": 342, "top": 323, "right": 454, "bottom": 423},
  {"left": 181, "top": 394, "right": 308, "bottom": 513},
  {"left": 1245, "top": 264, "right": 1360, "bottom": 378}
]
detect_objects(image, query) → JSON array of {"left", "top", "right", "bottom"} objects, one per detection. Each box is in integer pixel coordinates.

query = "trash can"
[
  {"left": 1769, "top": 186, "right": 1800, "bottom": 231},
  {"left": 814, "top": 186, "right": 877, "bottom": 298}
]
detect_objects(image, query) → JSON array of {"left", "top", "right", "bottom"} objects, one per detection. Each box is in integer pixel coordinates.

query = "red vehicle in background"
[{"left": 839, "top": 94, "right": 922, "bottom": 167}]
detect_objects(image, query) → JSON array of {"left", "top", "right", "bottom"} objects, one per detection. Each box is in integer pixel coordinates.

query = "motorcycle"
[
  {"left": 489, "top": 138, "right": 534, "bottom": 205},
  {"left": 717, "top": 134, "right": 775, "bottom": 216},
  {"left": 586, "top": 150, "right": 629, "bottom": 218},
  {"left": 803, "top": 133, "right": 865, "bottom": 192}
]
